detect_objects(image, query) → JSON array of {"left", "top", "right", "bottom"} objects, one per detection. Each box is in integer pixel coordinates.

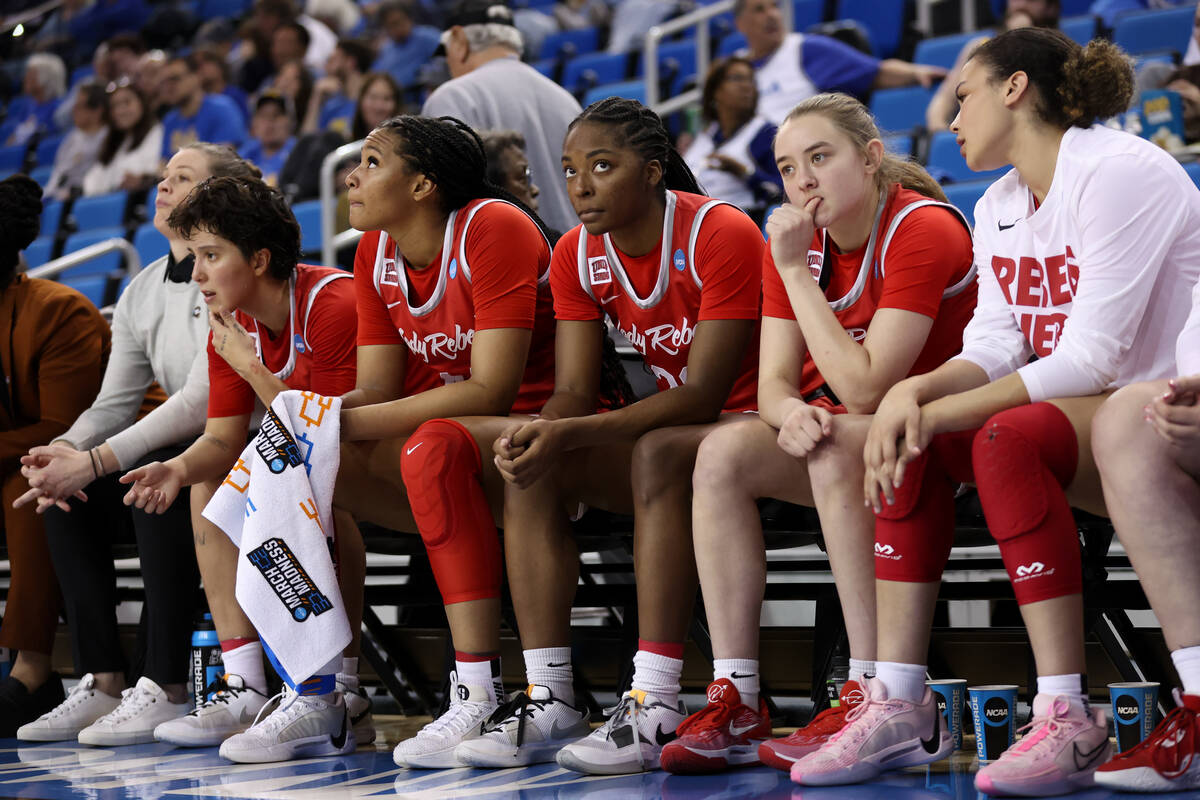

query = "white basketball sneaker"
[
  {"left": 218, "top": 686, "right": 356, "bottom": 763},
  {"left": 77, "top": 677, "right": 191, "bottom": 746},
  {"left": 17, "top": 674, "right": 122, "bottom": 742},
  {"left": 154, "top": 674, "right": 269, "bottom": 747},
  {"left": 557, "top": 689, "right": 687, "bottom": 774},
  {"left": 454, "top": 684, "right": 590, "bottom": 768},
  {"left": 337, "top": 674, "right": 376, "bottom": 746},
  {"left": 394, "top": 671, "right": 497, "bottom": 769}
]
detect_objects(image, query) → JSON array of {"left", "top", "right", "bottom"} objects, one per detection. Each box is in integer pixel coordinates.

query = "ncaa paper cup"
[
  {"left": 969, "top": 684, "right": 1018, "bottom": 762},
  {"left": 1109, "top": 681, "right": 1159, "bottom": 753},
  {"left": 927, "top": 679, "right": 967, "bottom": 750}
]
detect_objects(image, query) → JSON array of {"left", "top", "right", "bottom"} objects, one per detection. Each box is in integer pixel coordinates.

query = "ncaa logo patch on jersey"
[
  {"left": 588, "top": 255, "right": 612, "bottom": 285},
  {"left": 449, "top": 258, "right": 458, "bottom": 280},
  {"left": 293, "top": 333, "right": 306, "bottom": 355},
  {"left": 673, "top": 248, "right": 686, "bottom": 271}
]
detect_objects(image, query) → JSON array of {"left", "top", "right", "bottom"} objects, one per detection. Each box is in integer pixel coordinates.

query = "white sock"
[
  {"left": 340, "top": 657, "right": 359, "bottom": 687},
  {"left": 714, "top": 658, "right": 759, "bottom": 710},
  {"left": 1172, "top": 646, "right": 1200, "bottom": 694},
  {"left": 631, "top": 650, "right": 682, "bottom": 705},
  {"left": 1036, "top": 673, "right": 1088, "bottom": 710},
  {"left": 456, "top": 657, "right": 503, "bottom": 705},
  {"left": 848, "top": 658, "right": 875, "bottom": 684},
  {"left": 221, "top": 641, "right": 267, "bottom": 695},
  {"left": 524, "top": 647, "right": 573, "bottom": 705},
  {"left": 875, "top": 661, "right": 927, "bottom": 703}
]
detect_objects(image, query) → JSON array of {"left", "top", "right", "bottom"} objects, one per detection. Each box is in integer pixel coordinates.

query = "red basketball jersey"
[
  {"left": 208, "top": 263, "right": 357, "bottom": 418},
  {"left": 552, "top": 191, "right": 762, "bottom": 413},
  {"left": 762, "top": 185, "right": 978, "bottom": 402},
  {"left": 354, "top": 198, "right": 556, "bottom": 415}
]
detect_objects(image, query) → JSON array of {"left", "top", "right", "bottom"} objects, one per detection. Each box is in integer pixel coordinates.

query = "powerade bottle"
[
  {"left": 190, "top": 614, "right": 222, "bottom": 706},
  {"left": 825, "top": 654, "right": 850, "bottom": 709}
]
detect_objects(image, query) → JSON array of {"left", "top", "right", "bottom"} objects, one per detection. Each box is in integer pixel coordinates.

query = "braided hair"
[
  {"left": 569, "top": 97, "right": 703, "bottom": 195},
  {"left": 0, "top": 175, "right": 43, "bottom": 290},
  {"left": 375, "top": 114, "right": 556, "bottom": 243}
]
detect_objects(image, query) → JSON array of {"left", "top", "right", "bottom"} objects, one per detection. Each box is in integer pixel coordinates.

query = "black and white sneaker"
[
  {"left": 154, "top": 674, "right": 269, "bottom": 747},
  {"left": 453, "top": 684, "right": 590, "bottom": 768},
  {"left": 557, "top": 689, "right": 686, "bottom": 774}
]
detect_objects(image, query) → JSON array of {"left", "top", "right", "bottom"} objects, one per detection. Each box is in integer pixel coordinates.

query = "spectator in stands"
[
  {"left": 668, "top": 92, "right": 976, "bottom": 777},
  {"left": 66, "top": 0, "right": 151, "bottom": 59},
  {"left": 159, "top": 54, "right": 248, "bottom": 161},
  {"left": 926, "top": 0, "right": 1060, "bottom": 132},
  {"left": 481, "top": 129, "right": 541, "bottom": 214},
  {"left": 306, "top": 0, "right": 362, "bottom": 36},
  {"left": 1090, "top": 302, "right": 1200, "bottom": 793},
  {"left": 82, "top": 79, "right": 163, "bottom": 196},
  {"left": 373, "top": 0, "right": 441, "bottom": 89},
  {"left": 301, "top": 38, "right": 373, "bottom": 138},
  {"left": 734, "top": 0, "right": 947, "bottom": 125},
  {"left": 120, "top": 173, "right": 363, "bottom": 762},
  {"left": 443, "top": 97, "right": 759, "bottom": 772},
  {"left": 44, "top": 82, "right": 108, "bottom": 201},
  {"left": 251, "top": 0, "right": 337, "bottom": 74},
  {"left": 423, "top": 0, "right": 583, "bottom": 235},
  {"left": 0, "top": 175, "right": 110, "bottom": 739},
  {"left": 552, "top": 0, "right": 611, "bottom": 33},
  {"left": 270, "top": 59, "right": 315, "bottom": 134},
  {"left": 606, "top": 0, "right": 676, "bottom": 53},
  {"left": 105, "top": 32, "right": 147, "bottom": 82},
  {"left": 351, "top": 72, "right": 402, "bottom": 140},
  {"left": 271, "top": 21, "right": 312, "bottom": 74},
  {"left": 685, "top": 56, "right": 782, "bottom": 214},
  {"left": 134, "top": 49, "right": 171, "bottom": 119},
  {"left": 5, "top": 54, "right": 67, "bottom": 147},
  {"left": 193, "top": 47, "right": 251, "bottom": 125},
  {"left": 13, "top": 145, "right": 259, "bottom": 747},
  {"left": 30, "top": 0, "right": 96, "bottom": 65},
  {"left": 329, "top": 114, "right": 558, "bottom": 770},
  {"left": 792, "top": 29, "right": 1200, "bottom": 795},
  {"left": 239, "top": 93, "right": 297, "bottom": 186}
]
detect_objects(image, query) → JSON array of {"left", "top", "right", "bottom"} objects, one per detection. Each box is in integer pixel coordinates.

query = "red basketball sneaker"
[
  {"left": 759, "top": 680, "right": 865, "bottom": 771},
  {"left": 659, "top": 679, "right": 771, "bottom": 774},
  {"left": 1094, "top": 690, "right": 1200, "bottom": 793}
]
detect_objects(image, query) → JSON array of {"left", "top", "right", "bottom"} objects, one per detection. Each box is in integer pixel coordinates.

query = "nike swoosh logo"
[
  {"left": 1072, "top": 738, "right": 1108, "bottom": 771},
  {"left": 549, "top": 718, "right": 584, "bottom": 740},
  {"left": 599, "top": 295, "right": 618, "bottom": 305},
  {"left": 920, "top": 704, "right": 942, "bottom": 754},
  {"left": 405, "top": 443, "right": 423, "bottom": 456},
  {"left": 998, "top": 222, "right": 1016, "bottom": 231},
  {"left": 730, "top": 672, "right": 757, "bottom": 679},
  {"left": 728, "top": 721, "right": 759, "bottom": 737},
  {"left": 239, "top": 707, "right": 258, "bottom": 724},
  {"left": 654, "top": 724, "right": 676, "bottom": 746},
  {"left": 330, "top": 709, "right": 349, "bottom": 749},
  {"left": 386, "top": 300, "right": 406, "bottom": 308},
  {"left": 546, "top": 662, "right": 569, "bottom": 668}
]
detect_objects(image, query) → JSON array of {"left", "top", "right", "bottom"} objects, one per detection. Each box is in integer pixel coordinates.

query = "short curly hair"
[
  {"left": 167, "top": 175, "right": 301, "bottom": 281},
  {"left": 0, "top": 175, "right": 42, "bottom": 288}
]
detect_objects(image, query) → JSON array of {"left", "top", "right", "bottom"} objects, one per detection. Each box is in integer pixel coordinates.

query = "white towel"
[{"left": 203, "top": 390, "right": 350, "bottom": 686}]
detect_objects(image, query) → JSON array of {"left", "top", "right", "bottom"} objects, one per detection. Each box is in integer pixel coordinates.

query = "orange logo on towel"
[
  {"left": 299, "top": 496, "right": 324, "bottom": 533},
  {"left": 223, "top": 458, "right": 251, "bottom": 493},
  {"left": 298, "top": 393, "right": 334, "bottom": 428}
]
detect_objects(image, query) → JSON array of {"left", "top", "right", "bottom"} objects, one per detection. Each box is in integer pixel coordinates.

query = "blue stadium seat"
[
  {"left": 883, "top": 134, "right": 912, "bottom": 156},
  {"left": 1059, "top": 15, "right": 1097, "bottom": 46},
  {"left": 638, "top": 40, "right": 698, "bottom": 80},
  {"left": 762, "top": 203, "right": 781, "bottom": 238},
  {"left": 0, "top": 144, "right": 25, "bottom": 172},
  {"left": 72, "top": 191, "right": 128, "bottom": 231},
  {"left": 928, "top": 131, "right": 1009, "bottom": 184},
  {"left": 197, "top": 0, "right": 251, "bottom": 20},
  {"left": 533, "top": 58, "right": 557, "bottom": 79},
  {"left": 63, "top": 275, "right": 111, "bottom": 308},
  {"left": 941, "top": 179, "right": 995, "bottom": 228},
  {"left": 42, "top": 198, "right": 63, "bottom": 237},
  {"left": 562, "top": 52, "right": 629, "bottom": 96},
  {"left": 793, "top": 0, "right": 825, "bottom": 30},
  {"left": 29, "top": 165, "right": 52, "bottom": 188},
  {"left": 837, "top": 0, "right": 905, "bottom": 57},
  {"left": 61, "top": 227, "right": 128, "bottom": 278},
  {"left": 717, "top": 32, "right": 748, "bottom": 58},
  {"left": 35, "top": 134, "right": 64, "bottom": 167},
  {"left": 869, "top": 86, "right": 936, "bottom": 133},
  {"left": 23, "top": 236, "right": 54, "bottom": 269},
  {"left": 292, "top": 200, "right": 323, "bottom": 257},
  {"left": 913, "top": 30, "right": 980, "bottom": 70},
  {"left": 1185, "top": 161, "right": 1200, "bottom": 191},
  {"left": 133, "top": 222, "right": 169, "bottom": 268},
  {"left": 540, "top": 27, "right": 600, "bottom": 60},
  {"left": 582, "top": 79, "right": 647, "bottom": 107},
  {"left": 1112, "top": 5, "right": 1196, "bottom": 56}
]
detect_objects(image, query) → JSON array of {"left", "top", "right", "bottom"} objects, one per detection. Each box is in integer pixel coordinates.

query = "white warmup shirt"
[
  {"left": 1177, "top": 279, "right": 1200, "bottom": 376},
  {"left": 956, "top": 125, "right": 1200, "bottom": 402}
]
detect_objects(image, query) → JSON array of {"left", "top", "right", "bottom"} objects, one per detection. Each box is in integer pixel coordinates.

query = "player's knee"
[
  {"left": 874, "top": 448, "right": 930, "bottom": 521},
  {"left": 1092, "top": 382, "right": 1161, "bottom": 468},
  {"left": 807, "top": 416, "right": 863, "bottom": 490},
  {"left": 692, "top": 424, "right": 750, "bottom": 495},
  {"left": 972, "top": 413, "right": 1055, "bottom": 543},
  {"left": 402, "top": 419, "right": 480, "bottom": 549},
  {"left": 631, "top": 428, "right": 693, "bottom": 505}
]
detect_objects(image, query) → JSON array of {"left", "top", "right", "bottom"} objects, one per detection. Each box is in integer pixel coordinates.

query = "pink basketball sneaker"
[
  {"left": 974, "top": 694, "right": 1110, "bottom": 797},
  {"left": 790, "top": 676, "right": 952, "bottom": 786}
]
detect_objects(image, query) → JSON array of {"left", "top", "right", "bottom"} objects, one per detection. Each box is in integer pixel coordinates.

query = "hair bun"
[{"left": 1060, "top": 39, "right": 1134, "bottom": 126}]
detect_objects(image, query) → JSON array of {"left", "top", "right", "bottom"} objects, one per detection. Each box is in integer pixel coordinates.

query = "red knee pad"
[
  {"left": 972, "top": 404, "right": 1082, "bottom": 604},
  {"left": 401, "top": 419, "right": 501, "bottom": 604},
  {"left": 874, "top": 446, "right": 956, "bottom": 583}
]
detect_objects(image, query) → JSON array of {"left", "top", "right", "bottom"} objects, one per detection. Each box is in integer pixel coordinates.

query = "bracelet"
[{"left": 88, "top": 448, "right": 100, "bottom": 480}]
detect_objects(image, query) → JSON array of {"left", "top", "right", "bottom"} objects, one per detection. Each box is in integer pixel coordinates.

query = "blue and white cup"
[
  {"left": 969, "top": 684, "right": 1018, "bottom": 762},
  {"left": 1109, "top": 681, "right": 1159, "bottom": 753},
  {"left": 927, "top": 679, "right": 967, "bottom": 750}
]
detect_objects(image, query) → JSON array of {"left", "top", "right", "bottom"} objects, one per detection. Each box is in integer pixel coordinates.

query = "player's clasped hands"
[
  {"left": 493, "top": 418, "right": 562, "bottom": 489},
  {"left": 1144, "top": 374, "right": 1200, "bottom": 448},
  {"left": 14, "top": 444, "right": 91, "bottom": 513}
]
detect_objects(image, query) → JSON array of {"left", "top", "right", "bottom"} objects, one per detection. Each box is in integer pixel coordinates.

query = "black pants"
[{"left": 43, "top": 446, "right": 200, "bottom": 686}]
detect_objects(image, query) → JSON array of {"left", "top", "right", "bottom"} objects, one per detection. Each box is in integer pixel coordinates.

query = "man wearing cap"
[
  {"left": 160, "top": 54, "right": 249, "bottom": 161},
  {"left": 421, "top": 0, "right": 581, "bottom": 234},
  {"left": 239, "top": 93, "right": 297, "bottom": 186}
]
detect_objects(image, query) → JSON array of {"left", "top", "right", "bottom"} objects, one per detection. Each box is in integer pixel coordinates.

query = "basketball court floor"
[{"left": 2, "top": 718, "right": 1194, "bottom": 800}]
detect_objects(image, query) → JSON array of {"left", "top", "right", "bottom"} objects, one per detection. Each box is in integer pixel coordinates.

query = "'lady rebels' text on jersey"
[
  {"left": 553, "top": 190, "right": 762, "bottom": 412},
  {"left": 959, "top": 125, "right": 1200, "bottom": 403},
  {"left": 763, "top": 184, "right": 977, "bottom": 404},
  {"left": 354, "top": 199, "right": 556, "bottom": 414},
  {"left": 208, "top": 263, "right": 357, "bottom": 418}
]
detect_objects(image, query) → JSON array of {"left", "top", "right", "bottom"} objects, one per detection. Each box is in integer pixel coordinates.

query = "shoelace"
[
  {"left": 421, "top": 686, "right": 491, "bottom": 739},
  {"left": 190, "top": 675, "right": 243, "bottom": 714},
  {"left": 600, "top": 693, "right": 647, "bottom": 770},
  {"left": 1126, "top": 689, "right": 1197, "bottom": 780},
  {"left": 249, "top": 687, "right": 304, "bottom": 732},
  {"left": 43, "top": 680, "right": 98, "bottom": 720},
  {"left": 482, "top": 691, "right": 547, "bottom": 747},
  {"left": 102, "top": 686, "right": 158, "bottom": 724},
  {"left": 1007, "top": 696, "right": 1073, "bottom": 758},
  {"left": 824, "top": 690, "right": 903, "bottom": 748}
]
